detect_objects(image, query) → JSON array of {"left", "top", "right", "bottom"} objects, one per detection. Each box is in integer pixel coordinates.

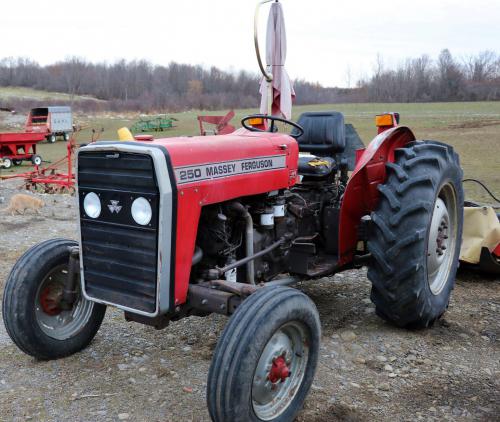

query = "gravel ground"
[{"left": 0, "top": 181, "right": 498, "bottom": 422}]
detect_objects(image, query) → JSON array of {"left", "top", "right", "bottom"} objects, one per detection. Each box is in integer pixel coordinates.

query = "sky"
[{"left": 1, "top": 0, "right": 500, "bottom": 87}]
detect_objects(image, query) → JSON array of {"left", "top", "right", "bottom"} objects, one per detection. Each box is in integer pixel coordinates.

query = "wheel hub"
[
  {"left": 252, "top": 322, "right": 309, "bottom": 421},
  {"left": 39, "top": 285, "right": 63, "bottom": 316},
  {"left": 35, "top": 264, "right": 94, "bottom": 340},
  {"left": 426, "top": 186, "right": 458, "bottom": 296},
  {"left": 268, "top": 355, "right": 291, "bottom": 384}
]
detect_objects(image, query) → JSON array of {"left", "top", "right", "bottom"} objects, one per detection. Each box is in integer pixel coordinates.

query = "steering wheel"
[{"left": 241, "top": 114, "right": 304, "bottom": 138}]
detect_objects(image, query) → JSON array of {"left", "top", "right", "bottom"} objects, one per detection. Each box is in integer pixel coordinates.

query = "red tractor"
[{"left": 2, "top": 112, "right": 463, "bottom": 421}]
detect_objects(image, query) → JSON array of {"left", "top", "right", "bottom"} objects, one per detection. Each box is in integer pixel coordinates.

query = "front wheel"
[
  {"left": 2, "top": 157, "right": 12, "bottom": 169},
  {"left": 2, "top": 239, "right": 106, "bottom": 360},
  {"left": 367, "top": 141, "right": 463, "bottom": 328},
  {"left": 207, "top": 286, "right": 320, "bottom": 422}
]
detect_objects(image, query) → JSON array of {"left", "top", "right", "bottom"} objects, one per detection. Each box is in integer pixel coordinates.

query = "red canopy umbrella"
[{"left": 258, "top": 1, "right": 295, "bottom": 119}]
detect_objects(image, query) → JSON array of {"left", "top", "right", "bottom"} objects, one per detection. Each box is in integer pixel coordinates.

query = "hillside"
[{"left": 0, "top": 86, "right": 102, "bottom": 103}]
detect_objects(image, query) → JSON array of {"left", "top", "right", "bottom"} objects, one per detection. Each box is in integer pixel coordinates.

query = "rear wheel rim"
[
  {"left": 427, "top": 183, "right": 458, "bottom": 295},
  {"left": 252, "top": 321, "right": 309, "bottom": 420},
  {"left": 35, "top": 264, "right": 94, "bottom": 340}
]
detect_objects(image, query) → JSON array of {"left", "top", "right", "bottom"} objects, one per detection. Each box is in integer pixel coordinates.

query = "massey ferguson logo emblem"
[
  {"left": 108, "top": 200, "right": 122, "bottom": 214},
  {"left": 174, "top": 155, "right": 287, "bottom": 185}
]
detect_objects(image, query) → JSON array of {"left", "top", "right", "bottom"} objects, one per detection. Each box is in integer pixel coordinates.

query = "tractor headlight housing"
[
  {"left": 83, "top": 192, "right": 101, "bottom": 219},
  {"left": 131, "top": 197, "right": 152, "bottom": 226}
]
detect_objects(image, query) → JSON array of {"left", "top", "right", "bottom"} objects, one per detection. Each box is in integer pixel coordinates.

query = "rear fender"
[{"left": 338, "top": 126, "right": 416, "bottom": 265}]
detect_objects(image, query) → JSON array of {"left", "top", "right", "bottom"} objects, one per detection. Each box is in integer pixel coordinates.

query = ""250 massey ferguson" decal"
[{"left": 174, "top": 155, "right": 286, "bottom": 185}]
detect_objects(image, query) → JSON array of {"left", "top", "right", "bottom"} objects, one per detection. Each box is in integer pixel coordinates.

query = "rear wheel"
[
  {"left": 13, "top": 159, "right": 22, "bottom": 166},
  {"left": 47, "top": 134, "right": 56, "bottom": 143},
  {"left": 367, "top": 141, "right": 463, "bottom": 328},
  {"left": 207, "top": 286, "right": 320, "bottom": 422},
  {"left": 63, "top": 132, "right": 70, "bottom": 141},
  {"left": 2, "top": 239, "right": 106, "bottom": 359},
  {"left": 31, "top": 154, "right": 42, "bottom": 166}
]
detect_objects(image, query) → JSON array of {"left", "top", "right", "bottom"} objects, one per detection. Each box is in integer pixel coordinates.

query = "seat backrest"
[{"left": 292, "top": 111, "right": 346, "bottom": 156}]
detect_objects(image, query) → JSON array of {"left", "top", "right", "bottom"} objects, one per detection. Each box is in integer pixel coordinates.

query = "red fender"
[{"left": 338, "top": 126, "right": 416, "bottom": 266}]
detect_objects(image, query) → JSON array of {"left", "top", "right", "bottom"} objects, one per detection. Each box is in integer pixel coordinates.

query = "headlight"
[
  {"left": 83, "top": 192, "right": 101, "bottom": 218},
  {"left": 131, "top": 197, "right": 152, "bottom": 225}
]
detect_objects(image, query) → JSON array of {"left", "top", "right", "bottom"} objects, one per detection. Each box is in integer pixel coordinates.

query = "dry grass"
[{"left": 0, "top": 86, "right": 101, "bottom": 102}]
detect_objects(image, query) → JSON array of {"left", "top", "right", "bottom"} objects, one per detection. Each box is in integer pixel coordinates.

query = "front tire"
[
  {"left": 207, "top": 286, "right": 321, "bottom": 422},
  {"left": 2, "top": 239, "right": 106, "bottom": 360},
  {"left": 367, "top": 141, "right": 463, "bottom": 328}
]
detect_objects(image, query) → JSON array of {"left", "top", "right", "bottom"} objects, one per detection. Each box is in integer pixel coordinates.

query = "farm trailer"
[
  {"left": 25, "top": 106, "right": 73, "bottom": 143},
  {"left": 0, "top": 132, "right": 45, "bottom": 168}
]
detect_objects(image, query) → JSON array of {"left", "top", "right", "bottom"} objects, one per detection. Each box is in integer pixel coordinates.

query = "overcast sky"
[{"left": 2, "top": 0, "right": 500, "bottom": 87}]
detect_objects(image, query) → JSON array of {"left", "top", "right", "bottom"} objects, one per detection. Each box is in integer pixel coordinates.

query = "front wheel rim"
[
  {"left": 35, "top": 264, "right": 94, "bottom": 340},
  {"left": 427, "top": 183, "right": 458, "bottom": 295},
  {"left": 252, "top": 321, "right": 309, "bottom": 420}
]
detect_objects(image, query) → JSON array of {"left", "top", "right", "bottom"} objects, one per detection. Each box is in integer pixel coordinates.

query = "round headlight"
[
  {"left": 83, "top": 192, "right": 101, "bottom": 218},
  {"left": 131, "top": 197, "right": 152, "bottom": 226}
]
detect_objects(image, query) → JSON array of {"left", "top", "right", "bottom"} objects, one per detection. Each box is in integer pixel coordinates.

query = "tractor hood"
[
  {"left": 149, "top": 128, "right": 298, "bottom": 187},
  {"left": 76, "top": 129, "right": 299, "bottom": 312}
]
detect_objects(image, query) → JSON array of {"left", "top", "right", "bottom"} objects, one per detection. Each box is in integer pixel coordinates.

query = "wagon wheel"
[{"left": 2, "top": 157, "right": 12, "bottom": 169}]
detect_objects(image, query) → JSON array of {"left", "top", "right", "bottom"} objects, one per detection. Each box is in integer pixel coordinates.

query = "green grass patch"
[{"left": 1, "top": 102, "right": 499, "bottom": 203}]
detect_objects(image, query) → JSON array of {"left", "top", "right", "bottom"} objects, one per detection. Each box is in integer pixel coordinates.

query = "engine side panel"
[{"left": 153, "top": 130, "right": 299, "bottom": 306}]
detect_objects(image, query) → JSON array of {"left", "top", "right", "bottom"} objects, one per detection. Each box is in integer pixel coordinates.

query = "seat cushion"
[
  {"left": 292, "top": 111, "right": 346, "bottom": 156},
  {"left": 298, "top": 155, "right": 336, "bottom": 178}
]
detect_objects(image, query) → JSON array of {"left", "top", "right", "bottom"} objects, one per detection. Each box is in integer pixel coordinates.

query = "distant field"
[
  {"left": 0, "top": 86, "right": 101, "bottom": 102},
  {"left": 1, "top": 101, "right": 499, "bottom": 203}
]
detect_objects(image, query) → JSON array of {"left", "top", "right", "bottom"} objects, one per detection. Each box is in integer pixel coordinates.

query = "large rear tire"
[
  {"left": 207, "top": 286, "right": 321, "bottom": 422},
  {"left": 367, "top": 141, "right": 463, "bottom": 328},
  {"left": 2, "top": 239, "right": 106, "bottom": 360}
]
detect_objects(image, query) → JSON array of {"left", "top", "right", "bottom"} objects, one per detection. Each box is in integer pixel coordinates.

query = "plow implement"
[{"left": 1, "top": 139, "right": 76, "bottom": 193}]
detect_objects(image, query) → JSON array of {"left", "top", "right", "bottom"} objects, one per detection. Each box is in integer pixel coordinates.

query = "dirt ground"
[{"left": 0, "top": 181, "right": 498, "bottom": 422}]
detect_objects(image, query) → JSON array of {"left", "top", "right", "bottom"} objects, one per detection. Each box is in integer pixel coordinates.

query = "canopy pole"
[{"left": 254, "top": 0, "right": 275, "bottom": 116}]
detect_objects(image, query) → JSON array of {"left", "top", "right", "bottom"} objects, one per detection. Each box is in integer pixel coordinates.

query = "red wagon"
[{"left": 0, "top": 132, "right": 46, "bottom": 169}]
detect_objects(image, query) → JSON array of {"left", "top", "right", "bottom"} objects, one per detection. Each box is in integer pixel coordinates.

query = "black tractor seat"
[
  {"left": 292, "top": 111, "right": 346, "bottom": 179},
  {"left": 298, "top": 155, "right": 336, "bottom": 178}
]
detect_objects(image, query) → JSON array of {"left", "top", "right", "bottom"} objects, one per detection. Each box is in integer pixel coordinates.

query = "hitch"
[{"left": 60, "top": 246, "right": 80, "bottom": 310}]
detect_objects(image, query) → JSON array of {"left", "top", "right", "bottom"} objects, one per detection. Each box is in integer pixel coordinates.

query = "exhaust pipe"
[{"left": 228, "top": 202, "right": 255, "bottom": 284}]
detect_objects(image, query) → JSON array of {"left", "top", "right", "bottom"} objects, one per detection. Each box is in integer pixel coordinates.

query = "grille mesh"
[{"left": 78, "top": 151, "right": 159, "bottom": 313}]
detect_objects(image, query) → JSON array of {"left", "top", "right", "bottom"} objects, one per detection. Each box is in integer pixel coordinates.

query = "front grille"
[{"left": 78, "top": 151, "right": 159, "bottom": 313}]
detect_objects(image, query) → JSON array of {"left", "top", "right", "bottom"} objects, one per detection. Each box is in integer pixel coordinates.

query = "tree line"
[
  {"left": 0, "top": 57, "right": 342, "bottom": 112},
  {"left": 357, "top": 49, "right": 500, "bottom": 102},
  {"left": 1, "top": 49, "right": 499, "bottom": 112}
]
